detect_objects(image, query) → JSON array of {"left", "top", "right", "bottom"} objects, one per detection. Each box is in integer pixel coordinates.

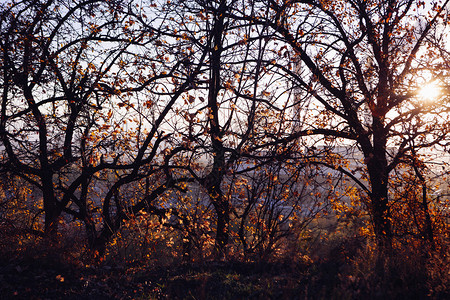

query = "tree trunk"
[
  {"left": 370, "top": 184, "right": 392, "bottom": 253},
  {"left": 421, "top": 187, "right": 434, "bottom": 250},
  {"left": 367, "top": 161, "right": 393, "bottom": 274},
  {"left": 42, "top": 172, "right": 59, "bottom": 238},
  {"left": 213, "top": 195, "right": 230, "bottom": 257},
  {"left": 367, "top": 117, "right": 393, "bottom": 255},
  {"left": 412, "top": 160, "right": 435, "bottom": 250},
  {"left": 206, "top": 0, "right": 230, "bottom": 258}
]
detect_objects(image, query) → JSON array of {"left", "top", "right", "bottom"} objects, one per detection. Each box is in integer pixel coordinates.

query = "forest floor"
[
  {"left": 1, "top": 226, "right": 449, "bottom": 299},
  {"left": 1, "top": 256, "right": 312, "bottom": 299},
  {"left": 2, "top": 248, "right": 446, "bottom": 299}
]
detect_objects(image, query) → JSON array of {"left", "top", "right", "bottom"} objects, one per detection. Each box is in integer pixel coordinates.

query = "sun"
[{"left": 418, "top": 82, "right": 441, "bottom": 102}]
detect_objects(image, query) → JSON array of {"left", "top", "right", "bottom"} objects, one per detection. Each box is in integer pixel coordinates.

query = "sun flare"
[{"left": 418, "top": 82, "right": 441, "bottom": 102}]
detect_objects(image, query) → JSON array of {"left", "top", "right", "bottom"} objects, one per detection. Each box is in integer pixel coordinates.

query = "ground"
[{"left": 1, "top": 257, "right": 310, "bottom": 299}]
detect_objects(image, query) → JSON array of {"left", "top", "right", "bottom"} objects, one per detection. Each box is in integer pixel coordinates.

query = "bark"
[
  {"left": 205, "top": 0, "right": 230, "bottom": 257},
  {"left": 41, "top": 169, "right": 59, "bottom": 238},
  {"left": 211, "top": 187, "right": 230, "bottom": 256},
  {"left": 367, "top": 117, "right": 393, "bottom": 254},
  {"left": 412, "top": 157, "right": 435, "bottom": 250},
  {"left": 421, "top": 188, "right": 434, "bottom": 250}
]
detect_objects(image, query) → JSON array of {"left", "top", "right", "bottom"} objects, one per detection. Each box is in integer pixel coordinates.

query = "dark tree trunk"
[
  {"left": 421, "top": 189, "right": 434, "bottom": 250},
  {"left": 412, "top": 158, "right": 435, "bottom": 250},
  {"left": 42, "top": 171, "right": 59, "bottom": 238},
  {"left": 367, "top": 117, "right": 393, "bottom": 255},
  {"left": 370, "top": 182, "right": 393, "bottom": 253},
  {"left": 205, "top": 0, "right": 230, "bottom": 258},
  {"left": 210, "top": 186, "right": 230, "bottom": 257}
]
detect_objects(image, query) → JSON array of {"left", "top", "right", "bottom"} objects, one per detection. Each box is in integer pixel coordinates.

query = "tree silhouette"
[{"left": 253, "top": 0, "right": 450, "bottom": 257}]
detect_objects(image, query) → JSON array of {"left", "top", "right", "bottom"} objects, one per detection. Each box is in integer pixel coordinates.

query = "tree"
[
  {"left": 253, "top": 0, "right": 450, "bottom": 257},
  {"left": 0, "top": 0, "right": 201, "bottom": 254},
  {"left": 154, "top": 0, "right": 271, "bottom": 256},
  {"left": 5, "top": 0, "right": 449, "bottom": 266},
  {"left": 0, "top": 0, "right": 133, "bottom": 237},
  {"left": 160, "top": 0, "right": 319, "bottom": 257}
]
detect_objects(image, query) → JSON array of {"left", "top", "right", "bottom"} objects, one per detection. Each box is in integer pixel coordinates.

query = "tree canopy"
[{"left": 1, "top": 0, "right": 450, "bottom": 266}]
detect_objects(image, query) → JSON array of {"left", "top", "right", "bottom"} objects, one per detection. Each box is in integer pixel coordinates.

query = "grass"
[
  {"left": 1, "top": 214, "right": 449, "bottom": 299},
  {"left": 3, "top": 246, "right": 447, "bottom": 299}
]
